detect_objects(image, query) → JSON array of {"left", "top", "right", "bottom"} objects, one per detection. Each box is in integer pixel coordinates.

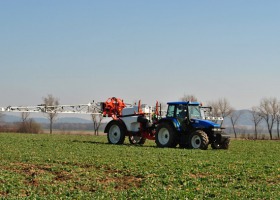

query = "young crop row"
[{"left": 0, "top": 133, "right": 279, "bottom": 199}]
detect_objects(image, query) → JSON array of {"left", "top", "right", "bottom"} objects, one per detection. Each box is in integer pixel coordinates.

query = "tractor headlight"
[{"left": 212, "top": 128, "right": 222, "bottom": 132}]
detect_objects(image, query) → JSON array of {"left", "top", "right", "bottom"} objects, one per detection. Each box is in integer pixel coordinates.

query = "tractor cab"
[
  {"left": 166, "top": 101, "right": 222, "bottom": 130},
  {"left": 166, "top": 101, "right": 204, "bottom": 130},
  {"left": 166, "top": 101, "right": 201, "bottom": 119}
]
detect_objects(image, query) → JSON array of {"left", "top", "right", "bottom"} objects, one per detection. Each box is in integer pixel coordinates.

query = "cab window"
[
  {"left": 167, "top": 105, "right": 175, "bottom": 117},
  {"left": 176, "top": 104, "right": 187, "bottom": 119},
  {"left": 188, "top": 105, "right": 202, "bottom": 119}
]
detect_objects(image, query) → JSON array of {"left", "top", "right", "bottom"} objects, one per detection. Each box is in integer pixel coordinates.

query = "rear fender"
[{"left": 158, "top": 118, "right": 180, "bottom": 131}]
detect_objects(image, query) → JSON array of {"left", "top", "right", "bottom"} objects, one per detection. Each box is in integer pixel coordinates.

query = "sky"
[{"left": 1, "top": 0, "right": 280, "bottom": 110}]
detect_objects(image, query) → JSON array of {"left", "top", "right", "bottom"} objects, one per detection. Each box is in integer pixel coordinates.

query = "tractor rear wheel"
[
  {"left": 188, "top": 130, "right": 209, "bottom": 150},
  {"left": 155, "top": 123, "right": 177, "bottom": 148},
  {"left": 211, "top": 138, "right": 230, "bottom": 150},
  {"left": 129, "top": 135, "right": 146, "bottom": 145},
  {"left": 107, "top": 121, "right": 126, "bottom": 144}
]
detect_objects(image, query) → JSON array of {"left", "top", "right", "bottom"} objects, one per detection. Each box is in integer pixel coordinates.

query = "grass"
[{"left": 0, "top": 133, "right": 280, "bottom": 199}]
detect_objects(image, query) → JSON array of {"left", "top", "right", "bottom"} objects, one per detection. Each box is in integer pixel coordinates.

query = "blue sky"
[{"left": 1, "top": 1, "right": 280, "bottom": 109}]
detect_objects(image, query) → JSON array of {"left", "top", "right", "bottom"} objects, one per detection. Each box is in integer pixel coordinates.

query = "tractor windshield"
[{"left": 188, "top": 105, "right": 202, "bottom": 119}]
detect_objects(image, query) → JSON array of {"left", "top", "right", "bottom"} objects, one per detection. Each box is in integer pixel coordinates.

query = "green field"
[{"left": 0, "top": 133, "right": 279, "bottom": 199}]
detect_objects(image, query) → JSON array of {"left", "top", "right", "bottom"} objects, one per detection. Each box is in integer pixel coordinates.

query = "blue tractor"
[{"left": 155, "top": 101, "right": 230, "bottom": 150}]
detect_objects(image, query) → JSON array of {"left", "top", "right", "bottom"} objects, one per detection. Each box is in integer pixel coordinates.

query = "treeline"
[
  {"left": 0, "top": 122, "right": 106, "bottom": 134},
  {"left": 43, "top": 123, "right": 105, "bottom": 131},
  {"left": 0, "top": 120, "right": 42, "bottom": 134}
]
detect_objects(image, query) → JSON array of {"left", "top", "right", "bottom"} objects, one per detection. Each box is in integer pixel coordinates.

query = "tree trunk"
[
  {"left": 268, "top": 126, "right": 272, "bottom": 140},
  {"left": 96, "top": 129, "right": 99, "bottom": 136},
  {"left": 233, "top": 125, "right": 237, "bottom": 138},
  {"left": 254, "top": 124, "right": 258, "bottom": 139},
  {"left": 50, "top": 120, "right": 53, "bottom": 134},
  {"left": 277, "top": 121, "right": 280, "bottom": 139},
  {"left": 266, "top": 121, "right": 273, "bottom": 140}
]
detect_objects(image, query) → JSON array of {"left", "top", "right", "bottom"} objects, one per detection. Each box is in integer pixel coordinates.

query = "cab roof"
[{"left": 167, "top": 101, "right": 200, "bottom": 106}]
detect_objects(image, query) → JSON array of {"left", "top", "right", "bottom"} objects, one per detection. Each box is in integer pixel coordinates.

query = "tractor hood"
[{"left": 191, "top": 119, "right": 220, "bottom": 129}]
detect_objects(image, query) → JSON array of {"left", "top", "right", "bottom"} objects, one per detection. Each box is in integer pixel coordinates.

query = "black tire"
[
  {"left": 188, "top": 130, "right": 209, "bottom": 150},
  {"left": 211, "top": 138, "right": 230, "bottom": 150},
  {"left": 129, "top": 135, "right": 146, "bottom": 145},
  {"left": 221, "top": 138, "right": 230, "bottom": 149},
  {"left": 155, "top": 123, "right": 177, "bottom": 148},
  {"left": 106, "top": 121, "right": 126, "bottom": 144}
]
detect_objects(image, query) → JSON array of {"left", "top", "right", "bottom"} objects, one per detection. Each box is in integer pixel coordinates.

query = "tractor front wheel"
[
  {"left": 188, "top": 130, "right": 209, "bottom": 150},
  {"left": 107, "top": 121, "right": 126, "bottom": 144},
  {"left": 155, "top": 123, "right": 177, "bottom": 148},
  {"left": 211, "top": 138, "right": 230, "bottom": 150}
]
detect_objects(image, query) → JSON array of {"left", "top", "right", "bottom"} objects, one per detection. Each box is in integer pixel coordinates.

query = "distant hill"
[
  {"left": 223, "top": 109, "right": 267, "bottom": 128},
  {"left": 2, "top": 115, "right": 21, "bottom": 123},
  {"left": 2, "top": 114, "right": 92, "bottom": 124},
  {"left": 57, "top": 117, "right": 92, "bottom": 123}
]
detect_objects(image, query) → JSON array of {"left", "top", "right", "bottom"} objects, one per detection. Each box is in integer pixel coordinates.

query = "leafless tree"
[
  {"left": 17, "top": 112, "right": 41, "bottom": 133},
  {"left": 20, "top": 112, "right": 30, "bottom": 132},
  {"left": 208, "top": 102, "right": 219, "bottom": 122},
  {"left": 43, "top": 94, "right": 59, "bottom": 134},
  {"left": 250, "top": 106, "right": 263, "bottom": 139},
  {"left": 208, "top": 98, "right": 233, "bottom": 126},
  {"left": 229, "top": 110, "right": 242, "bottom": 138},
  {"left": 21, "top": 112, "right": 30, "bottom": 123},
  {"left": 180, "top": 94, "right": 198, "bottom": 102},
  {"left": 258, "top": 97, "right": 278, "bottom": 140},
  {"left": 91, "top": 108, "right": 103, "bottom": 135}
]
